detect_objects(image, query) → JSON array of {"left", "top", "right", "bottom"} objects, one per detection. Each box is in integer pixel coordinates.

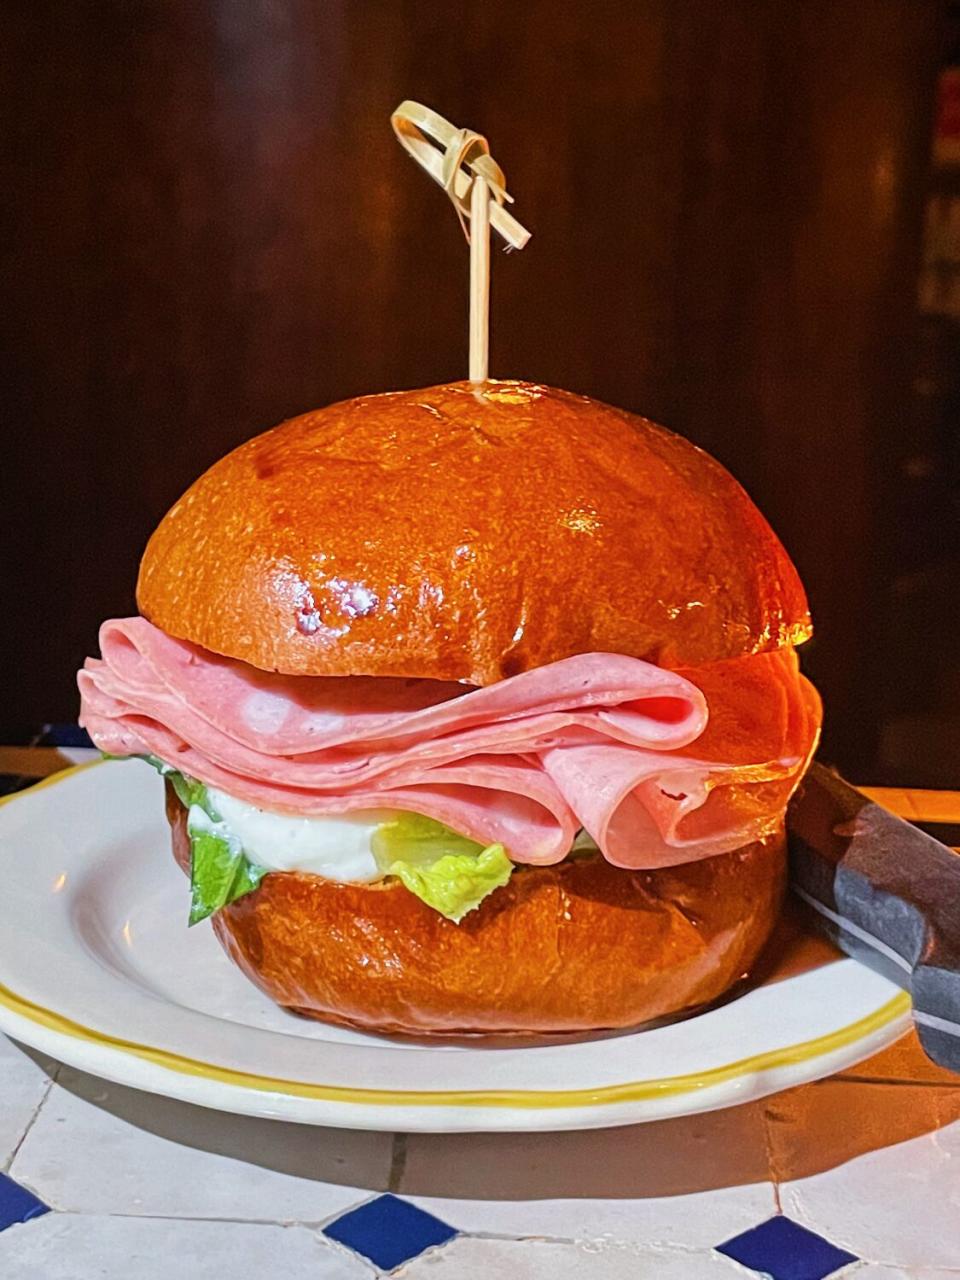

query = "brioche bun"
[
  {"left": 151, "top": 382, "right": 813, "bottom": 1036},
  {"left": 166, "top": 784, "right": 785, "bottom": 1036},
  {"left": 138, "top": 381, "right": 810, "bottom": 684}
]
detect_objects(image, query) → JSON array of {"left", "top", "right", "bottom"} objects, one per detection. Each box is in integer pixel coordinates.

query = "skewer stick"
[
  {"left": 469, "top": 175, "right": 491, "bottom": 384},
  {"left": 391, "top": 101, "right": 530, "bottom": 386}
]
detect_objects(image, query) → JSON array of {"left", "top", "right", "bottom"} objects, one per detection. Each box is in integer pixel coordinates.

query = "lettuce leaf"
[
  {"left": 185, "top": 809, "right": 266, "bottom": 925},
  {"left": 371, "top": 813, "right": 514, "bottom": 922},
  {"left": 131, "top": 754, "right": 266, "bottom": 924},
  {"left": 123, "top": 754, "right": 513, "bottom": 924},
  {"left": 370, "top": 811, "right": 490, "bottom": 868},
  {"left": 388, "top": 844, "right": 513, "bottom": 923},
  {"left": 172, "top": 772, "right": 215, "bottom": 818}
]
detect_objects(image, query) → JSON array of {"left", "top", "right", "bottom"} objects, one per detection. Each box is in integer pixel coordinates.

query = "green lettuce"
[
  {"left": 132, "top": 755, "right": 267, "bottom": 925},
  {"left": 185, "top": 811, "right": 267, "bottom": 926},
  {"left": 387, "top": 844, "right": 513, "bottom": 923},
  {"left": 371, "top": 812, "right": 514, "bottom": 922},
  {"left": 115, "top": 755, "right": 515, "bottom": 924}
]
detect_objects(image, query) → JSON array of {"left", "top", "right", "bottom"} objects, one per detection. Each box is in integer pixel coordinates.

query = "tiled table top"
[{"left": 1, "top": 746, "right": 959, "bottom": 1279}]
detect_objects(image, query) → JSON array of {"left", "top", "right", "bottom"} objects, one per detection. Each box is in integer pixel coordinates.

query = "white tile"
[
  {"left": 405, "top": 1186, "right": 774, "bottom": 1253},
  {"left": 854, "top": 1268, "right": 960, "bottom": 1279},
  {"left": 10, "top": 1063, "right": 392, "bottom": 1221},
  {"left": 767, "top": 1081, "right": 960, "bottom": 1267},
  {"left": 396, "top": 1236, "right": 750, "bottom": 1278},
  {"left": 399, "top": 1102, "right": 776, "bottom": 1245},
  {"left": 0, "top": 1036, "right": 57, "bottom": 1168},
  {"left": 0, "top": 1215, "right": 373, "bottom": 1280}
]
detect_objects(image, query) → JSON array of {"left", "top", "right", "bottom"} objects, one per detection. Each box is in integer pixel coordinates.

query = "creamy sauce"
[
  {"left": 199, "top": 787, "right": 591, "bottom": 884},
  {"left": 205, "top": 787, "right": 392, "bottom": 883}
]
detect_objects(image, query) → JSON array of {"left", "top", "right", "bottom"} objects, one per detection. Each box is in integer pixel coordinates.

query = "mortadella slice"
[{"left": 78, "top": 616, "right": 819, "bottom": 868}]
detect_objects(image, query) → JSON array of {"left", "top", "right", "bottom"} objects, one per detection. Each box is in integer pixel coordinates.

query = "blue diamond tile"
[
  {"left": 0, "top": 1173, "right": 50, "bottom": 1232},
  {"left": 717, "top": 1216, "right": 858, "bottom": 1280},
  {"left": 323, "top": 1194, "right": 457, "bottom": 1271}
]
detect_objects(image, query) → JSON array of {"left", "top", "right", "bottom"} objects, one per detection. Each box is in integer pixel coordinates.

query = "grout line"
[
  {"left": 464, "top": 1232, "right": 765, "bottom": 1260},
  {"left": 311, "top": 1192, "right": 383, "bottom": 1234},
  {"left": 387, "top": 1133, "right": 408, "bottom": 1193},
  {"left": 318, "top": 1232, "right": 380, "bottom": 1276},
  {"left": 831, "top": 1074, "right": 960, "bottom": 1089},
  {"left": 462, "top": 1230, "right": 740, "bottom": 1255},
  {"left": 50, "top": 1206, "right": 378, "bottom": 1230},
  {"left": 712, "top": 1250, "right": 791, "bottom": 1279},
  {"left": 392, "top": 1237, "right": 458, "bottom": 1270},
  {"left": 3, "top": 1062, "right": 61, "bottom": 1177},
  {"left": 759, "top": 1101, "right": 784, "bottom": 1212},
  {"left": 461, "top": 1229, "right": 596, "bottom": 1247}
]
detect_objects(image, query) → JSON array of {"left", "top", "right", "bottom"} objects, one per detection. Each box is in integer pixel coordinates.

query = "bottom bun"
[{"left": 166, "top": 783, "right": 785, "bottom": 1036}]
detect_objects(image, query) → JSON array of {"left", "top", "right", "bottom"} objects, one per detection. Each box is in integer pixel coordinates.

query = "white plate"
[{"left": 0, "top": 760, "right": 910, "bottom": 1132}]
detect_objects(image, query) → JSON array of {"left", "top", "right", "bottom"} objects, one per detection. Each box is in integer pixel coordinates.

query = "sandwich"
[{"left": 78, "top": 379, "right": 821, "bottom": 1036}]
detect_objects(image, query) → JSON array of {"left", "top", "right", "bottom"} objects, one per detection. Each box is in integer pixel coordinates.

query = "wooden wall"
[{"left": 0, "top": 1, "right": 943, "bottom": 772}]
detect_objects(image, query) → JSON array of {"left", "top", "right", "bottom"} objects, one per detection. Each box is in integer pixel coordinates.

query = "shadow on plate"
[{"left": 13, "top": 1020, "right": 960, "bottom": 1204}]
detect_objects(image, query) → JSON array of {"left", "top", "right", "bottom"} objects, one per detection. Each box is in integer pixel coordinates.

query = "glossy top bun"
[{"left": 138, "top": 381, "right": 810, "bottom": 682}]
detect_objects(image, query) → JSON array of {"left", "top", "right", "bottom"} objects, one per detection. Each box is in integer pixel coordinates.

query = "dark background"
[{"left": 1, "top": 1, "right": 955, "bottom": 782}]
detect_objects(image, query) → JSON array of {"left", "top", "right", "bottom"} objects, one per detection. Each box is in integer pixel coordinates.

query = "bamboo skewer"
[
  {"left": 469, "top": 174, "right": 491, "bottom": 382},
  {"left": 391, "top": 101, "right": 530, "bottom": 385}
]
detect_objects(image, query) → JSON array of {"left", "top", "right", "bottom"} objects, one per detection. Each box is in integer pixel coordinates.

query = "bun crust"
[
  {"left": 139, "top": 381, "right": 810, "bottom": 683},
  {"left": 166, "top": 785, "right": 785, "bottom": 1035}
]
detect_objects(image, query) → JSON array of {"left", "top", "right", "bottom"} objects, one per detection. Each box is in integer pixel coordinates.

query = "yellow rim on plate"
[{"left": 0, "top": 765, "right": 912, "bottom": 1110}]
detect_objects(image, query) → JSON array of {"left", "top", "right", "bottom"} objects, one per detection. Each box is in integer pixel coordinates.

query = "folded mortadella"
[{"left": 79, "top": 617, "right": 820, "bottom": 867}]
